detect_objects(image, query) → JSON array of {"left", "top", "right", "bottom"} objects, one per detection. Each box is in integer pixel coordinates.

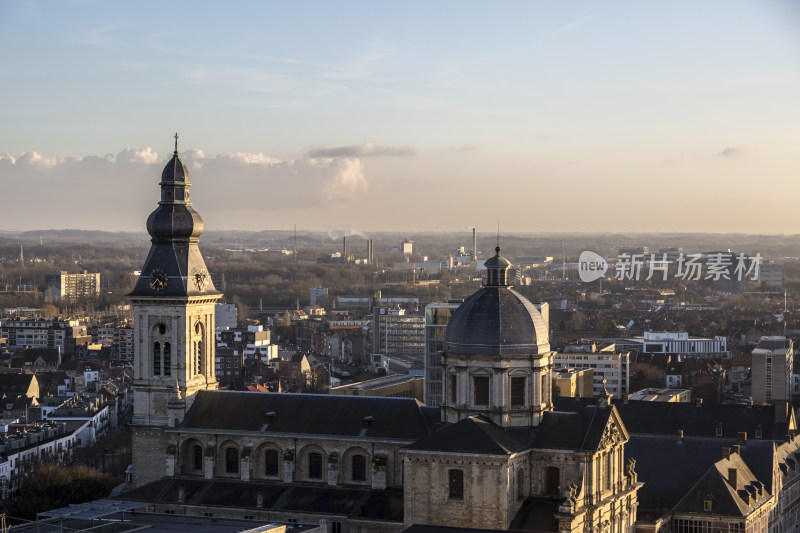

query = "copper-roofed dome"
[{"left": 444, "top": 248, "right": 550, "bottom": 356}]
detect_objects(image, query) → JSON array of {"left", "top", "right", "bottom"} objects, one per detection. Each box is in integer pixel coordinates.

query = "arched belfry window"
[
  {"left": 194, "top": 322, "right": 204, "bottom": 376},
  {"left": 153, "top": 342, "right": 161, "bottom": 376},
  {"left": 196, "top": 340, "right": 203, "bottom": 375},
  {"left": 163, "top": 343, "right": 171, "bottom": 377}
]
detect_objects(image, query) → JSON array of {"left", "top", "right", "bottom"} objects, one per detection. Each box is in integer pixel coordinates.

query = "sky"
[{"left": 1, "top": 1, "right": 799, "bottom": 235}]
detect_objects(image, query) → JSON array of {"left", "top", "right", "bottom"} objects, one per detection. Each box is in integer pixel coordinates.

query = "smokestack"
[
  {"left": 343, "top": 236, "right": 347, "bottom": 263},
  {"left": 472, "top": 228, "right": 477, "bottom": 261},
  {"left": 368, "top": 238, "right": 373, "bottom": 264}
]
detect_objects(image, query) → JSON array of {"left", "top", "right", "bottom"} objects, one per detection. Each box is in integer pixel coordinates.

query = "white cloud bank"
[{"left": 0, "top": 147, "right": 373, "bottom": 231}]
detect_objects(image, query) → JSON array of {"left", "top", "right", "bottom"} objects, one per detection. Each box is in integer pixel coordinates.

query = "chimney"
[
  {"left": 737, "top": 432, "right": 747, "bottom": 447},
  {"left": 728, "top": 468, "right": 737, "bottom": 489},
  {"left": 343, "top": 237, "right": 347, "bottom": 261},
  {"left": 732, "top": 445, "right": 740, "bottom": 455},
  {"left": 623, "top": 394, "right": 630, "bottom": 405},
  {"left": 677, "top": 429, "right": 684, "bottom": 439},
  {"left": 696, "top": 398, "right": 703, "bottom": 407},
  {"left": 472, "top": 228, "right": 477, "bottom": 261},
  {"left": 722, "top": 447, "right": 731, "bottom": 460}
]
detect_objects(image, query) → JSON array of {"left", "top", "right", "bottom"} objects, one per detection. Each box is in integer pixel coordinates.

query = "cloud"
[
  {"left": 718, "top": 147, "right": 755, "bottom": 157},
  {"left": 0, "top": 147, "right": 372, "bottom": 230},
  {"left": 308, "top": 141, "right": 415, "bottom": 158}
]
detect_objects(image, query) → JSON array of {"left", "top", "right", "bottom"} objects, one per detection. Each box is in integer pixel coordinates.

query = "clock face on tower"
[
  {"left": 193, "top": 268, "right": 209, "bottom": 291},
  {"left": 148, "top": 268, "right": 168, "bottom": 291}
]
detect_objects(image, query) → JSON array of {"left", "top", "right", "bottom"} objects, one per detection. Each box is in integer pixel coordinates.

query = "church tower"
[{"left": 129, "top": 135, "right": 221, "bottom": 429}]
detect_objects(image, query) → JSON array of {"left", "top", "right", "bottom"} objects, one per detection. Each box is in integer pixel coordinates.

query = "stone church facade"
[{"left": 126, "top": 142, "right": 640, "bottom": 533}]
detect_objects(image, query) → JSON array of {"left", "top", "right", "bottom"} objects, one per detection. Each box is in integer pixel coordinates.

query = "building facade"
[
  {"left": 555, "top": 350, "right": 631, "bottom": 398},
  {"left": 752, "top": 336, "right": 793, "bottom": 404},
  {"left": 424, "top": 301, "right": 461, "bottom": 407},
  {"left": 44, "top": 271, "right": 101, "bottom": 302}
]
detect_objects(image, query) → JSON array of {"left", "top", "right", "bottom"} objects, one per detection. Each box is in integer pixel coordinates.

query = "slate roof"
[
  {"left": 22, "top": 348, "right": 60, "bottom": 364},
  {"left": 533, "top": 406, "right": 614, "bottom": 451},
  {"left": 673, "top": 453, "right": 769, "bottom": 517},
  {"left": 404, "top": 415, "right": 526, "bottom": 455},
  {"left": 116, "top": 477, "right": 403, "bottom": 521},
  {"left": 179, "top": 390, "right": 433, "bottom": 440},
  {"left": 626, "top": 434, "right": 779, "bottom": 514},
  {"left": 444, "top": 286, "right": 549, "bottom": 356},
  {"left": 552, "top": 397, "right": 794, "bottom": 441},
  {"left": 0, "top": 373, "right": 36, "bottom": 394}
]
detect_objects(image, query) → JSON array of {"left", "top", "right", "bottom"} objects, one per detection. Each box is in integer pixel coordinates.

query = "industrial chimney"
[{"left": 472, "top": 228, "right": 477, "bottom": 261}]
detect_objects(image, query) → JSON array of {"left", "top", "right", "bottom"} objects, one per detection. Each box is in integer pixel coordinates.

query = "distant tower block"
[{"left": 402, "top": 239, "right": 413, "bottom": 255}]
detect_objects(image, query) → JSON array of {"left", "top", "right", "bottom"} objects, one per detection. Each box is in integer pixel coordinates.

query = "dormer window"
[
  {"left": 703, "top": 498, "right": 713, "bottom": 511},
  {"left": 716, "top": 423, "right": 723, "bottom": 437},
  {"left": 755, "top": 425, "right": 762, "bottom": 439}
]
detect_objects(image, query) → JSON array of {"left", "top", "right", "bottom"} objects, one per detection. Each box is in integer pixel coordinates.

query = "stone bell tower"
[{"left": 129, "top": 134, "right": 221, "bottom": 430}]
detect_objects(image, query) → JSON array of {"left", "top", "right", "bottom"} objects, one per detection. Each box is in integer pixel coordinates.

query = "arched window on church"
[
  {"left": 265, "top": 449, "right": 279, "bottom": 477},
  {"left": 308, "top": 452, "right": 323, "bottom": 480},
  {"left": 163, "top": 343, "right": 171, "bottom": 377},
  {"left": 352, "top": 454, "right": 367, "bottom": 483},
  {"left": 448, "top": 469, "right": 464, "bottom": 500},
  {"left": 225, "top": 447, "right": 239, "bottom": 474},
  {"left": 545, "top": 466, "right": 560, "bottom": 495},
  {"left": 153, "top": 342, "right": 161, "bottom": 376},
  {"left": 193, "top": 445, "right": 203, "bottom": 471}
]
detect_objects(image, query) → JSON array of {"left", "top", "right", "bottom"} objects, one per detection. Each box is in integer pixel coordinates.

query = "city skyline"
[{"left": 1, "top": 1, "right": 799, "bottom": 234}]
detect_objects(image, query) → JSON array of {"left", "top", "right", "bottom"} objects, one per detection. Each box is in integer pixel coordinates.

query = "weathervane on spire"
[{"left": 173, "top": 132, "right": 179, "bottom": 155}]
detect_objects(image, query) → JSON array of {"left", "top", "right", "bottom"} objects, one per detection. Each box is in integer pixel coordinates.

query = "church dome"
[{"left": 444, "top": 248, "right": 550, "bottom": 356}]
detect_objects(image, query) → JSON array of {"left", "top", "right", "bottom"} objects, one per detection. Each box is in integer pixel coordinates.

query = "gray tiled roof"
[
  {"left": 180, "top": 391, "right": 433, "bottom": 440},
  {"left": 533, "top": 406, "right": 613, "bottom": 451},
  {"left": 552, "top": 397, "right": 794, "bottom": 441},
  {"left": 404, "top": 415, "right": 526, "bottom": 455},
  {"left": 117, "top": 477, "right": 403, "bottom": 521}
]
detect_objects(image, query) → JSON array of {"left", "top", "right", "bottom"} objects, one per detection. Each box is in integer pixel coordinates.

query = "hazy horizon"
[{"left": 2, "top": 1, "right": 798, "bottom": 234}]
